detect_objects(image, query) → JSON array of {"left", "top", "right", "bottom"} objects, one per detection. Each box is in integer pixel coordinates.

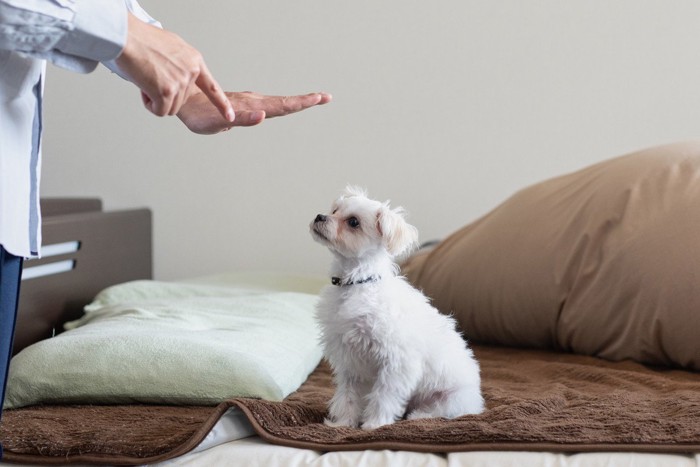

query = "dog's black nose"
[{"left": 314, "top": 214, "right": 327, "bottom": 223}]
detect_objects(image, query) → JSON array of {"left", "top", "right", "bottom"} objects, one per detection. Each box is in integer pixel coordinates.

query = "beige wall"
[{"left": 41, "top": 1, "right": 700, "bottom": 280}]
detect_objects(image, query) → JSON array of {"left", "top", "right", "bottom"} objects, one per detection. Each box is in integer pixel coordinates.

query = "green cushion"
[{"left": 5, "top": 273, "right": 325, "bottom": 408}]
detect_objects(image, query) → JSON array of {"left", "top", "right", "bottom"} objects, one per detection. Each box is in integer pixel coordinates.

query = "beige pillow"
[{"left": 402, "top": 142, "right": 700, "bottom": 370}]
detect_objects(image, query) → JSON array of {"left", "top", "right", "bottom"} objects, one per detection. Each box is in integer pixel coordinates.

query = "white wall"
[{"left": 41, "top": 1, "right": 700, "bottom": 280}]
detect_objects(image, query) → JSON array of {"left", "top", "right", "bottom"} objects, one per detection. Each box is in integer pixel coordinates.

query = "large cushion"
[
  {"left": 402, "top": 142, "right": 700, "bottom": 370},
  {"left": 5, "top": 273, "right": 325, "bottom": 408}
]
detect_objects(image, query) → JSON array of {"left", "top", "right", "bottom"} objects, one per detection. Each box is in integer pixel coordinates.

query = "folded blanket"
[
  {"left": 236, "top": 345, "right": 700, "bottom": 453},
  {"left": 2, "top": 345, "right": 699, "bottom": 465}
]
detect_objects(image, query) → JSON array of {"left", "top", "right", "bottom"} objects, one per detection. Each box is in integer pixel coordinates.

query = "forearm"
[{"left": 103, "top": 0, "right": 161, "bottom": 79}]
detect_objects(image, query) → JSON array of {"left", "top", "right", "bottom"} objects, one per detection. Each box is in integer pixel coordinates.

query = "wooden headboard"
[{"left": 13, "top": 198, "right": 153, "bottom": 355}]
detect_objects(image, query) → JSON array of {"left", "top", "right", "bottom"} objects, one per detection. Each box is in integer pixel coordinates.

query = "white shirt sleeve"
[{"left": 0, "top": 0, "right": 158, "bottom": 74}]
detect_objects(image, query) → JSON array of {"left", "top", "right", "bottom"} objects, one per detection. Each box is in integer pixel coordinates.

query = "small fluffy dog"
[{"left": 310, "top": 187, "right": 484, "bottom": 430}]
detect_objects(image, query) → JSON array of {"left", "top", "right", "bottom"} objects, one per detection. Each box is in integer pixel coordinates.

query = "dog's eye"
[
  {"left": 332, "top": 209, "right": 338, "bottom": 215},
  {"left": 347, "top": 217, "right": 360, "bottom": 229}
]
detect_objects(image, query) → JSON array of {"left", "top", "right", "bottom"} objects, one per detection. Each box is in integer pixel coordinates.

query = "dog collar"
[{"left": 331, "top": 275, "right": 381, "bottom": 287}]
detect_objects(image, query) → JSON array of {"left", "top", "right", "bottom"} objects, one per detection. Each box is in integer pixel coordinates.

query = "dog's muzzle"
[{"left": 311, "top": 214, "right": 330, "bottom": 242}]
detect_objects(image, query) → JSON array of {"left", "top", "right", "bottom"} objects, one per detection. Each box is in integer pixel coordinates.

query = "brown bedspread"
[{"left": 1, "top": 345, "right": 699, "bottom": 465}]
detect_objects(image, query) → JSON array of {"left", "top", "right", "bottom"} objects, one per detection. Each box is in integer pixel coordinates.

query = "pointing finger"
[{"left": 195, "top": 63, "right": 235, "bottom": 122}]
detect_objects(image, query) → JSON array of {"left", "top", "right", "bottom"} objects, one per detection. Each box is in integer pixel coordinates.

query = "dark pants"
[{"left": 0, "top": 246, "right": 22, "bottom": 459}]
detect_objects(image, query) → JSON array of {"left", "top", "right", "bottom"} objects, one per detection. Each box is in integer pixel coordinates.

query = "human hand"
[
  {"left": 177, "top": 91, "right": 333, "bottom": 135},
  {"left": 115, "top": 13, "right": 234, "bottom": 122}
]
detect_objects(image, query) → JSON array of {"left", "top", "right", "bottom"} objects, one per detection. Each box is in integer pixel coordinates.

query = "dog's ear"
[{"left": 376, "top": 204, "right": 419, "bottom": 256}]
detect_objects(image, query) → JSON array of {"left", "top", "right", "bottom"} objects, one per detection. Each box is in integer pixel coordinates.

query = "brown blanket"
[{"left": 1, "top": 345, "right": 699, "bottom": 465}]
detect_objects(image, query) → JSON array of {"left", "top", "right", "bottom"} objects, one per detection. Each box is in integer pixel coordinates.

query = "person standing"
[{"left": 0, "top": 1, "right": 331, "bottom": 456}]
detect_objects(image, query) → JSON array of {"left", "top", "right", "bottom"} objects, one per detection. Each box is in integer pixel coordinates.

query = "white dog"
[{"left": 310, "top": 187, "right": 484, "bottom": 430}]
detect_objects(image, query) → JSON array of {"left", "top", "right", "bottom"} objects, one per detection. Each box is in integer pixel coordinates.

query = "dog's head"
[{"left": 310, "top": 186, "right": 419, "bottom": 259}]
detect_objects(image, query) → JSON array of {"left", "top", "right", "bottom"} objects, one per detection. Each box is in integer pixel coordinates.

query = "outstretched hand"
[
  {"left": 115, "top": 13, "right": 332, "bottom": 134},
  {"left": 115, "top": 13, "right": 235, "bottom": 122},
  {"left": 177, "top": 91, "right": 333, "bottom": 134}
]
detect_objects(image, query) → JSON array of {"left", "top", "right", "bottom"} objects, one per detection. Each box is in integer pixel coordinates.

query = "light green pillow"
[{"left": 5, "top": 274, "right": 324, "bottom": 409}]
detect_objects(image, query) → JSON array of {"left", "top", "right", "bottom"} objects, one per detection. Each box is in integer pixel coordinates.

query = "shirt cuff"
[{"left": 54, "top": 0, "right": 128, "bottom": 63}]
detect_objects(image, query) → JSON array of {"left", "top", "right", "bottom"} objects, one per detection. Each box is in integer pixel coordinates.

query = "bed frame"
[{"left": 13, "top": 198, "right": 152, "bottom": 355}]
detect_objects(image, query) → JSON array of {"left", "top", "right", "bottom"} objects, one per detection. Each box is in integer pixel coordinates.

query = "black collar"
[{"left": 331, "top": 275, "right": 381, "bottom": 287}]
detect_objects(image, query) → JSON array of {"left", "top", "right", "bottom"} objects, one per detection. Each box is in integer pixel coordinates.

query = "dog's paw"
[
  {"left": 360, "top": 418, "right": 393, "bottom": 430},
  {"left": 406, "top": 410, "right": 433, "bottom": 421},
  {"left": 324, "top": 417, "right": 358, "bottom": 428}
]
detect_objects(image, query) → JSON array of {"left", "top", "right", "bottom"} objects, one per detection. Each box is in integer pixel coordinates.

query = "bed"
[{"left": 2, "top": 142, "right": 700, "bottom": 466}]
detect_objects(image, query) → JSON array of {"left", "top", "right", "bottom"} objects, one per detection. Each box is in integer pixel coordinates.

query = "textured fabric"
[
  {"left": 402, "top": 142, "right": 700, "bottom": 371},
  {"left": 230, "top": 347, "right": 700, "bottom": 453},
  {"left": 2, "top": 345, "right": 700, "bottom": 465},
  {"left": 4, "top": 279, "right": 323, "bottom": 408}
]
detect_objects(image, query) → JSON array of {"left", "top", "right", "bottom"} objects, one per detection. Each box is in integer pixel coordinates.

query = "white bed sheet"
[
  {"left": 189, "top": 408, "right": 256, "bottom": 453},
  {"left": 145, "top": 409, "right": 700, "bottom": 467},
  {"left": 156, "top": 435, "right": 700, "bottom": 467}
]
